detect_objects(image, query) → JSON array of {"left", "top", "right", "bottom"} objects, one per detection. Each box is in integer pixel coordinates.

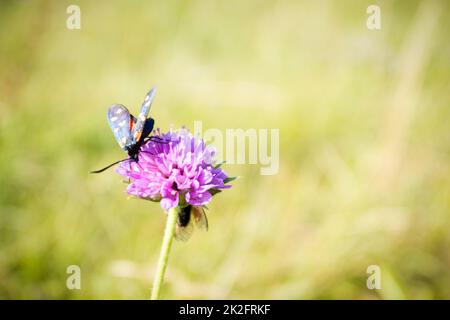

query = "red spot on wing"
[{"left": 129, "top": 119, "right": 134, "bottom": 131}]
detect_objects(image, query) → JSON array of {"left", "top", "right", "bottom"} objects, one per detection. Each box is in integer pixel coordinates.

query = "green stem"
[{"left": 150, "top": 206, "right": 178, "bottom": 300}]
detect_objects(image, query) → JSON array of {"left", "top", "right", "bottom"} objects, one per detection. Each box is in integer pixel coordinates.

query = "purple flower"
[{"left": 116, "top": 128, "right": 232, "bottom": 211}]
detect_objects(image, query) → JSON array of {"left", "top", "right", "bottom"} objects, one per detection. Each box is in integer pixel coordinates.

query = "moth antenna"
[
  {"left": 90, "top": 158, "right": 130, "bottom": 174},
  {"left": 146, "top": 136, "right": 173, "bottom": 144}
]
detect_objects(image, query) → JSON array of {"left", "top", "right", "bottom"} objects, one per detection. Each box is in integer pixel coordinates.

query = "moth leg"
[{"left": 146, "top": 136, "right": 171, "bottom": 144}]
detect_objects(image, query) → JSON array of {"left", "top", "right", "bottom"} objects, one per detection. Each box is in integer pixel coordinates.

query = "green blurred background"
[{"left": 0, "top": 0, "right": 449, "bottom": 299}]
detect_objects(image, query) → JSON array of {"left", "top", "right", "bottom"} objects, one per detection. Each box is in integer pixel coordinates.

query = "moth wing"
[
  {"left": 107, "top": 104, "right": 134, "bottom": 150},
  {"left": 192, "top": 206, "right": 208, "bottom": 231},
  {"left": 132, "top": 87, "right": 157, "bottom": 143},
  {"left": 174, "top": 206, "right": 208, "bottom": 241},
  {"left": 139, "top": 118, "right": 155, "bottom": 143},
  {"left": 175, "top": 222, "right": 194, "bottom": 242},
  {"left": 175, "top": 206, "right": 193, "bottom": 241}
]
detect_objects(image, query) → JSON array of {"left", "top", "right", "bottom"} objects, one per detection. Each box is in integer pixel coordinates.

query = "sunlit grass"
[{"left": 0, "top": 0, "right": 449, "bottom": 299}]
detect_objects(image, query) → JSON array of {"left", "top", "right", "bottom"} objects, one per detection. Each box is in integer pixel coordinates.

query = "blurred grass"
[{"left": 0, "top": 0, "right": 449, "bottom": 299}]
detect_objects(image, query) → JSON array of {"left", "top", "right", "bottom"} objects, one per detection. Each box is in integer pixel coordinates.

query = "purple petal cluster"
[{"left": 116, "top": 128, "right": 231, "bottom": 211}]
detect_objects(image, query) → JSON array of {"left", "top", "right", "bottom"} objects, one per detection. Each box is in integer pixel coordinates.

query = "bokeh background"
[{"left": 1, "top": 0, "right": 449, "bottom": 299}]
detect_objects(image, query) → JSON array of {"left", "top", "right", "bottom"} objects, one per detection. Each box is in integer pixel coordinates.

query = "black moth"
[{"left": 91, "top": 87, "right": 165, "bottom": 173}]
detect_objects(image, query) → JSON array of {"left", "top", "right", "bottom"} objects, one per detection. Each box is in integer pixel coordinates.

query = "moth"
[
  {"left": 91, "top": 87, "right": 163, "bottom": 173},
  {"left": 175, "top": 205, "right": 209, "bottom": 241}
]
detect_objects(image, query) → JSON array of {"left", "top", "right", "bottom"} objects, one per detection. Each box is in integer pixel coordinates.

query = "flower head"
[{"left": 116, "top": 128, "right": 232, "bottom": 211}]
